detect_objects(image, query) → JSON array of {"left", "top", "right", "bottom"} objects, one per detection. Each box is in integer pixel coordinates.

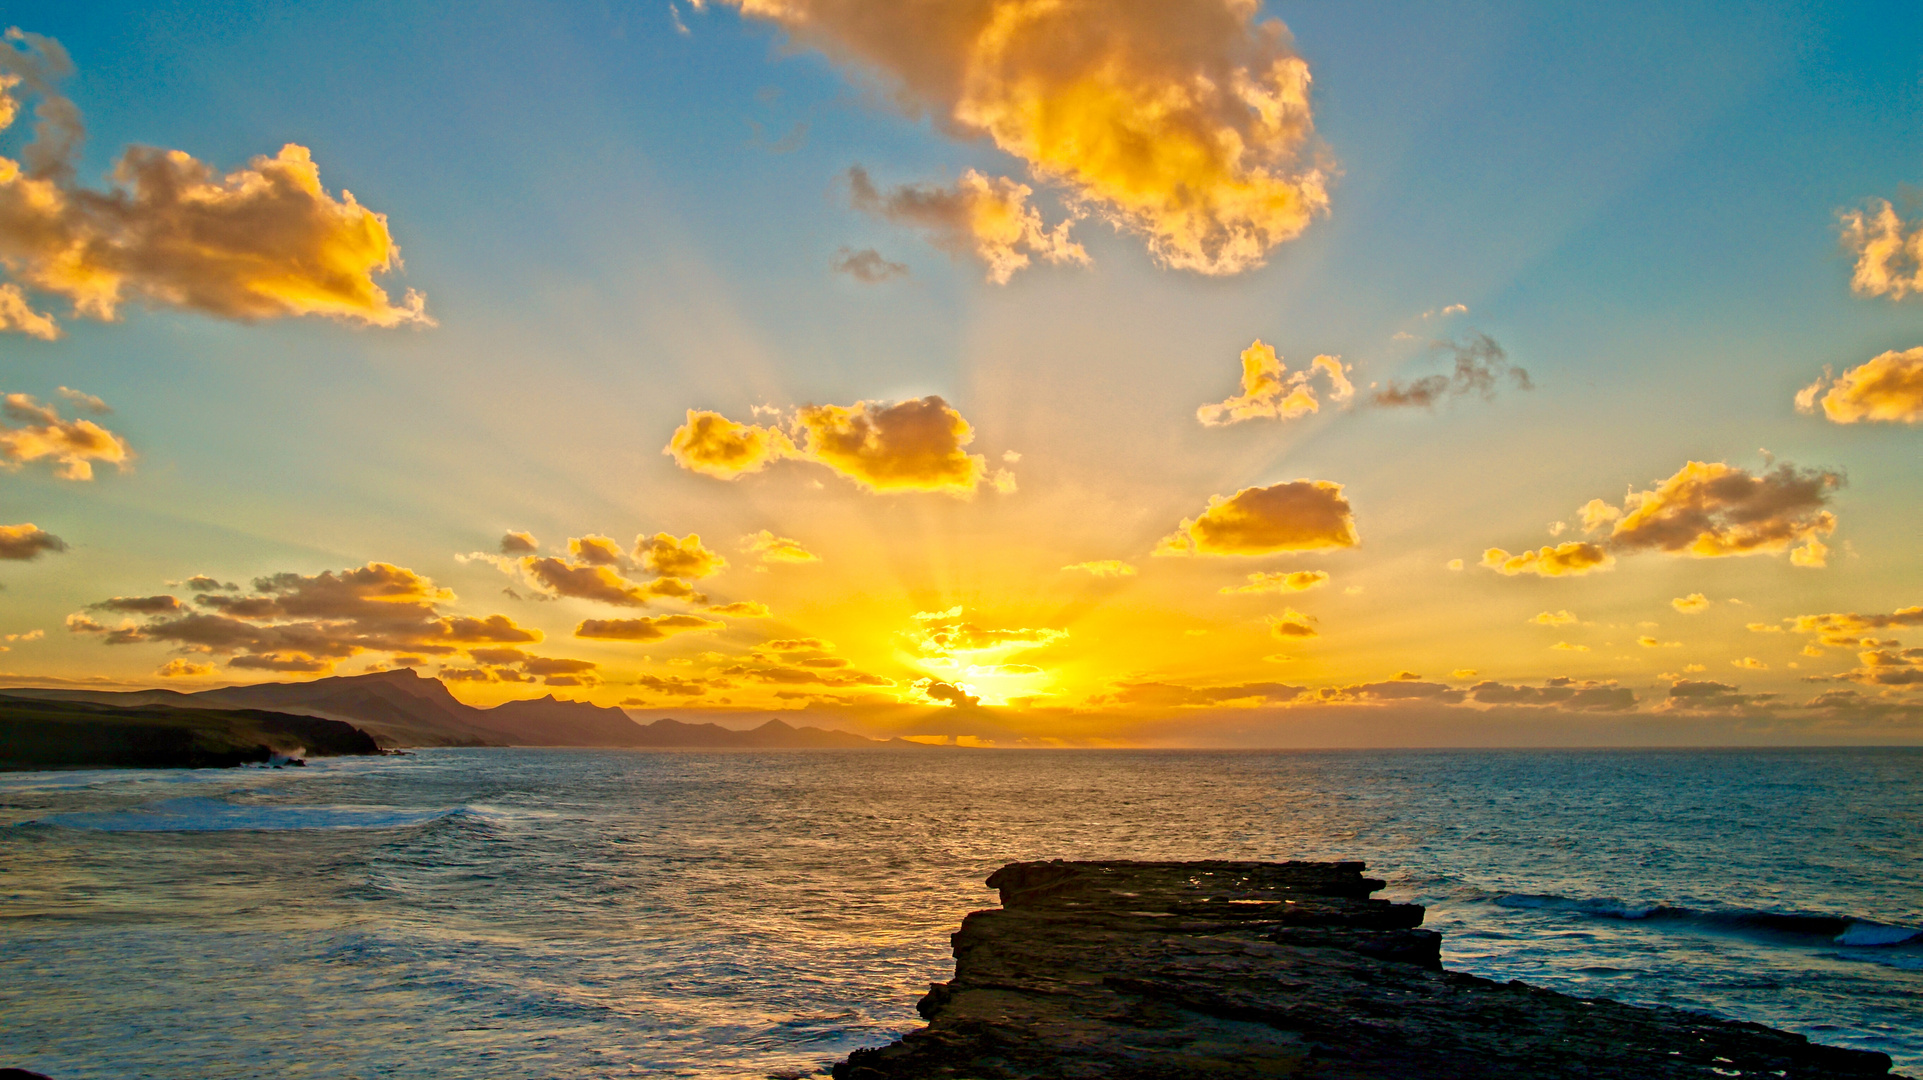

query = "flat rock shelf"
[{"left": 833, "top": 860, "right": 1905, "bottom": 1080}]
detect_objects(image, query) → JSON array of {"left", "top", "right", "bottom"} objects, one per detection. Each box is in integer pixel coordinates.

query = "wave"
[
  {"left": 20, "top": 796, "right": 468, "bottom": 833},
  {"left": 1491, "top": 892, "right": 1922, "bottom": 949}
]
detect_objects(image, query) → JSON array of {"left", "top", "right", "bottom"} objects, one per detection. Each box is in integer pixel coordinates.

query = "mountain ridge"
[{"left": 0, "top": 669, "right": 915, "bottom": 749}]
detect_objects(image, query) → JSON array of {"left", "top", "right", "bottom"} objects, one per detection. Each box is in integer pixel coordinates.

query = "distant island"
[{"left": 0, "top": 668, "right": 925, "bottom": 755}]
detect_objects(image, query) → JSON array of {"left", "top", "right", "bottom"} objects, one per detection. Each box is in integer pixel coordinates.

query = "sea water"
[{"left": 1, "top": 748, "right": 1917, "bottom": 1079}]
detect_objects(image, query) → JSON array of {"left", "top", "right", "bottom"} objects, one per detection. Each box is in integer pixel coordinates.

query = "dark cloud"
[
  {"left": 831, "top": 245, "right": 909, "bottom": 283},
  {"left": 1468, "top": 678, "right": 1637, "bottom": 711},
  {"left": 1372, "top": 334, "right": 1530, "bottom": 408},
  {"left": 0, "top": 521, "right": 65, "bottom": 560},
  {"left": 574, "top": 614, "right": 724, "bottom": 642}
]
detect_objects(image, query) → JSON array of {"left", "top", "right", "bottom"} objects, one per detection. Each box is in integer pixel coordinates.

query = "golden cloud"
[
  {"left": 0, "top": 282, "right": 56, "bottom": 339},
  {"left": 1839, "top": 198, "right": 1923, "bottom": 300},
  {"left": 742, "top": 529, "right": 820, "bottom": 564},
  {"left": 1785, "top": 605, "right": 1923, "bottom": 649},
  {"left": 848, "top": 166, "right": 1086, "bottom": 284},
  {"left": 701, "top": 0, "right": 1328, "bottom": 275},
  {"left": 1063, "top": 560, "right": 1137, "bottom": 578},
  {"left": 911, "top": 619, "right": 1068, "bottom": 660},
  {"left": 1156, "top": 480, "right": 1358, "bottom": 556},
  {"left": 2, "top": 392, "right": 131, "bottom": 479},
  {"left": 706, "top": 600, "right": 772, "bottom": 618},
  {"left": 666, "top": 396, "right": 1002, "bottom": 495},
  {"left": 1090, "top": 679, "right": 1305, "bottom": 708},
  {"left": 499, "top": 531, "right": 538, "bottom": 555},
  {"left": 1637, "top": 636, "right": 1681, "bottom": 649},
  {"left": 66, "top": 562, "right": 541, "bottom": 675},
  {"left": 636, "top": 532, "right": 727, "bottom": 579},
  {"left": 0, "top": 33, "right": 429, "bottom": 334},
  {"left": 1592, "top": 461, "right": 1841, "bottom": 565},
  {"left": 663, "top": 410, "right": 796, "bottom": 479},
  {"left": 520, "top": 557, "right": 690, "bottom": 608},
  {"left": 1530, "top": 610, "right": 1578, "bottom": 626},
  {"left": 1267, "top": 609, "right": 1317, "bottom": 639},
  {"left": 575, "top": 614, "right": 725, "bottom": 642},
  {"left": 1222, "top": 570, "right": 1328, "bottom": 595},
  {"left": 1797, "top": 348, "right": 1923, "bottom": 425},
  {"left": 156, "top": 658, "right": 214, "bottom": 678},
  {"left": 1196, "top": 340, "right": 1352, "bottom": 426},
  {"left": 1672, "top": 593, "right": 1710, "bottom": 614},
  {"left": 0, "top": 521, "right": 64, "bottom": 560},
  {"left": 1480, "top": 542, "right": 1613, "bottom": 577}
]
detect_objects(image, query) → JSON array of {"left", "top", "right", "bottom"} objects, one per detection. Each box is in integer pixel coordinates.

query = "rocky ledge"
[{"left": 834, "top": 860, "right": 1903, "bottom": 1080}]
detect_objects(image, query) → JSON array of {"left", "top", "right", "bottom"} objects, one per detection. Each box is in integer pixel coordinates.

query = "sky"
[{"left": 1, "top": 0, "right": 1919, "bottom": 746}]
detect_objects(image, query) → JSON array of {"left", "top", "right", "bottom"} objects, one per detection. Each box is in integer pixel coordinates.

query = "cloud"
[
  {"left": 911, "top": 619, "right": 1068, "bottom": 660},
  {"left": 703, "top": 0, "right": 1328, "bottom": 276},
  {"left": 742, "top": 529, "right": 820, "bottom": 565},
  {"left": 636, "top": 532, "right": 727, "bottom": 579},
  {"left": 1551, "top": 641, "right": 1589, "bottom": 652},
  {"left": 0, "top": 521, "right": 64, "bottom": 560},
  {"left": 1064, "top": 560, "right": 1137, "bottom": 578},
  {"left": 1797, "top": 347, "right": 1923, "bottom": 425},
  {"left": 706, "top": 600, "right": 771, "bottom": 618},
  {"left": 1223, "top": 570, "right": 1328, "bottom": 595},
  {"left": 56, "top": 386, "right": 108, "bottom": 413},
  {"left": 1530, "top": 610, "right": 1578, "bottom": 626},
  {"left": 666, "top": 396, "right": 998, "bottom": 494},
  {"left": 0, "top": 282, "right": 57, "bottom": 339},
  {"left": 448, "top": 647, "right": 600, "bottom": 686},
  {"left": 1371, "top": 334, "right": 1530, "bottom": 408},
  {"left": 575, "top": 614, "right": 725, "bottom": 642},
  {"left": 1658, "top": 678, "right": 1775, "bottom": 713},
  {"left": 2, "top": 392, "right": 132, "bottom": 479},
  {"left": 499, "top": 531, "right": 538, "bottom": 555},
  {"left": 847, "top": 167, "right": 1085, "bottom": 284},
  {"left": 1637, "top": 636, "right": 1681, "bottom": 649},
  {"left": 1481, "top": 542, "right": 1613, "bottom": 578},
  {"left": 1785, "top": 605, "right": 1923, "bottom": 649},
  {"left": 1831, "top": 645, "right": 1923, "bottom": 687},
  {"left": 92, "top": 595, "right": 184, "bottom": 614},
  {"left": 67, "top": 561, "right": 542, "bottom": 675},
  {"left": 519, "top": 556, "right": 695, "bottom": 607},
  {"left": 793, "top": 396, "right": 991, "bottom": 493},
  {"left": 1468, "top": 677, "right": 1635, "bottom": 711},
  {"left": 1091, "top": 679, "right": 1305, "bottom": 708},
  {"left": 1672, "top": 593, "right": 1710, "bottom": 614},
  {"left": 1156, "top": 480, "right": 1358, "bottom": 556},
  {"left": 1267, "top": 609, "right": 1317, "bottom": 639},
  {"left": 156, "top": 658, "right": 214, "bottom": 678},
  {"left": 1592, "top": 461, "right": 1841, "bottom": 566},
  {"left": 830, "top": 245, "right": 908, "bottom": 283},
  {"left": 1839, "top": 198, "right": 1923, "bottom": 300},
  {"left": 912, "top": 677, "right": 980, "bottom": 707},
  {"left": 663, "top": 409, "right": 797, "bottom": 479},
  {"left": 1730, "top": 656, "right": 1768, "bottom": 670},
  {"left": 717, "top": 658, "right": 892, "bottom": 688},
  {"left": 0, "top": 32, "right": 429, "bottom": 333},
  {"left": 1196, "top": 340, "right": 1352, "bottom": 426}
]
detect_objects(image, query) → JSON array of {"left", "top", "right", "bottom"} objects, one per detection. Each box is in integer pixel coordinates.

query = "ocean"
[{"left": 2, "top": 747, "right": 1918, "bottom": 1078}]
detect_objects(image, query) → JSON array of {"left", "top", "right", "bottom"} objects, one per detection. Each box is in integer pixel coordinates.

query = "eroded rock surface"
[{"left": 835, "top": 860, "right": 1901, "bottom": 1080}]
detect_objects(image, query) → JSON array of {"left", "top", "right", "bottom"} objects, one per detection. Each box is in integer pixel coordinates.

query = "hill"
[
  {"left": 0, "top": 670, "right": 913, "bottom": 750},
  {"left": 0, "top": 696, "right": 383, "bottom": 770}
]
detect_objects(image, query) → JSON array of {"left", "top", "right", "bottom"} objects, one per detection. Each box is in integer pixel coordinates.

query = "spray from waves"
[
  {"left": 1491, "top": 893, "right": 1923, "bottom": 950},
  {"left": 18, "top": 796, "right": 489, "bottom": 833}
]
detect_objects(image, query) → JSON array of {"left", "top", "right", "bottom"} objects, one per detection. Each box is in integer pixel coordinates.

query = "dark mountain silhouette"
[{"left": 0, "top": 669, "right": 913, "bottom": 749}]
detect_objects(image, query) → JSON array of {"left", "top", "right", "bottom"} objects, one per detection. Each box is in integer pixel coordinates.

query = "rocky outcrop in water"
[{"left": 835, "top": 860, "right": 1902, "bottom": 1080}]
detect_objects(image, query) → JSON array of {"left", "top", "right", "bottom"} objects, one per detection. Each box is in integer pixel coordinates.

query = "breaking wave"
[{"left": 1491, "top": 893, "right": 1923, "bottom": 949}]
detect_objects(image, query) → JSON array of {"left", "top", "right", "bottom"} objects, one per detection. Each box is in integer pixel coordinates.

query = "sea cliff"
[{"left": 835, "top": 860, "right": 1902, "bottom": 1080}]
